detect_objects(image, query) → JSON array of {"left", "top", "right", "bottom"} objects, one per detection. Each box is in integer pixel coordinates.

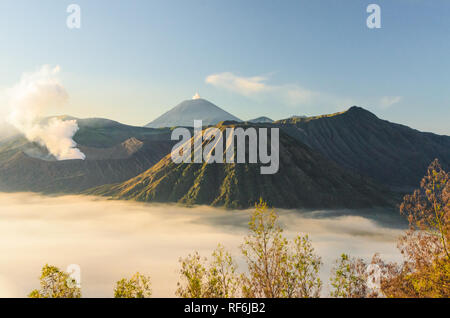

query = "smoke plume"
[{"left": 5, "top": 65, "right": 85, "bottom": 160}]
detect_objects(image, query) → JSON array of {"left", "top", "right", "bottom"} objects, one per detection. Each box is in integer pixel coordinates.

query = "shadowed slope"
[
  {"left": 88, "top": 123, "right": 394, "bottom": 209},
  {"left": 277, "top": 107, "right": 450, "bottom": 192}
]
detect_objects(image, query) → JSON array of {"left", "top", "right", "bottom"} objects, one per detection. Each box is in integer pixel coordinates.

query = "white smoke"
[{"left": 5, "top": 65, "right": 85, "bottom": 160}]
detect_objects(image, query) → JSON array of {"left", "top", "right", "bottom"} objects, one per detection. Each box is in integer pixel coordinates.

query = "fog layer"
[{"left": 0, "top": 193, "right": 404, "bottom": 297}]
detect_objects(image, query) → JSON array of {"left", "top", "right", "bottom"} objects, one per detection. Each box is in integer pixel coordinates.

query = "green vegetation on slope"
[{"left": 87, "top": 123, "right": 393, "bottom": 209}]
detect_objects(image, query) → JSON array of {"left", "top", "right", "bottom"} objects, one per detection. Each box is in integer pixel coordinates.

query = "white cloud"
[
  {"left": 206, "top": 72, "right": 405, "bottom": 117},
  {"left": 283, "top": 84, "right": 317, "bottom": 105},
  {"left": 206, "top": 72, "right": 316, "bottom": 106},
  {"left": 379, "top": 96, "right": 402, "bottom": 109},
  {"left": 206, "top": 72, "right": 269, "bottom": 96}
]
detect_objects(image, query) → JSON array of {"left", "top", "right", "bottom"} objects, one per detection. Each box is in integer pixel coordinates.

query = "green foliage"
[
  {"left": 284, "top": 235, "right": 323, "bottom": 298},
  {"left": 89, "top": 123, "right": 392, "bottom": 210},
  {"left": 176, "top": 199, "right": 323, "bottom": 298},
  {"left": 176, "top": 246, "right": 240, "bottom": 298},
  {"left": 241, "top": 199, "right": 322, "bottom": 298},
  {"left": 114, "top": 272, "right": 152, "bottom": 298},
  {"left": 329, "top": 254, "right": 367, "bottom": 298},
  {"left": 241, "top": 199, "right": 289, "bottom": 298},
  {"left": 176, "top": 252, "right": 208, "bottom": 298},
  {"left": 28, "top": 264, "right": 81, "bottom": 298},
  {"left": 208, "top": 245, "right": 240, "bottom": 298}
]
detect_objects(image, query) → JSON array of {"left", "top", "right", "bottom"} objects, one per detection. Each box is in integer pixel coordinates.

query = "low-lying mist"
[{"left": 0, "top": 193, "right": 405, "bottom": 297}]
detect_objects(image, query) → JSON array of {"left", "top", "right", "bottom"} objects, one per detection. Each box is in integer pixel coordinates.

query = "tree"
[
  {"left": 400, "top": 159, "right": 449, "bottom": 260},
  {"left": 29, "top": 264, "right": 81, "bottom": 298},
  {"left": 114, "top": 272, "right": 152, "bottom": 298},
  {"left": 176, "top": 246, "right": 240, "bottom": 298},
  {"left": 381, "top": 159, "right": 450, "bottom": 297},
  {"left": 330, "top": 160, "right": 449, "bottom": 298},
  {"left": 176, "top": 251, "right": 209, "bottom": 298},
  {"left": 207, "top": 244, "right": 240, "bottom": 298},
  {"left": 329, "top": 254, "right": 368, "bottom": 298},
  {"left": 176, "top": 200, "right": 323, "bottom": 298},
  {"left": 284, "top": 235, "right": 322, "bottom": 298},
  {"left": 241, "top": 199, "right": 322, "bottom": 298},
  {"left": 241, "top": 199, "right": 289, "bottom": 298}
]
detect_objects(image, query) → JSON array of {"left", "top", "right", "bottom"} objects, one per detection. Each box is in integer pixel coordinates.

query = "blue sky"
[{"left": 0, "top": 0, "right": 449, "bottom": 134}]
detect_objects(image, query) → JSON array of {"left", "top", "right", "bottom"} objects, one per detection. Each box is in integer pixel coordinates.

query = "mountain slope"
[
  {"left": 0, "top": 118, "right": 176, "bottom": 193},
  {"left": 276, "top": 106, "right": 450, "bottom": 192},
  {"left": 145, "top": 98, "right": 241, "bottom": 128},
  {"left": 74, "top": 117, "right": 173, "bottom": 148},
  {"left": 88, "top": 123, "right": 393, "bottom": 209}
]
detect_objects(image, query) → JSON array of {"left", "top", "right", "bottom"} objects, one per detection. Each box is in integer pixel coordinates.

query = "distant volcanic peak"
[
  {"left": 344, "top": 106, "right": 379, "bottom": 119},
  {"left": 347, "top": 105, "right": 371, "bottom": 114},
  {"left": 248, "top": 116, "right": 274, "bottom": 124},
  {"left": 304, "top": 107, "right": 378, "bottom": 123},
  {"left": 348, "top": 105, "right": 363, "bottom": 111},
  {"left": 277, "top": 106, "right": 379, "bottom": 124},
  {"left": 145, "top": 97, "right": 242, "bottom": 128},
  {"left": 177, "top": 98, "right": 218, "bottom": 109},
  {"left": 302, "top": 106, "right": 377, "bottom": 121}
]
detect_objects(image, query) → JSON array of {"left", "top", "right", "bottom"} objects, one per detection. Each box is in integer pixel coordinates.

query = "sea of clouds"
[{"left": 0, "top": 193, "right": 405, "bottom": 297}]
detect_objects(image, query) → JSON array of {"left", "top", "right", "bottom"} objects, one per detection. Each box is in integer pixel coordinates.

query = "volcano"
[{"left": 145, "top": 96, "right": 241, "bottom": 128}]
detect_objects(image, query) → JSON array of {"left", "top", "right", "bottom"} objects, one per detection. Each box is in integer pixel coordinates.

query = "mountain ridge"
[
  {"left": 276, "top": 106, "right": 450, "bottom": 192},
  {"left": 1, "top": 106, "right": 449, "bottom": 206},
  {"left": 87, "top": 122, "right": 394, "bottom": 209},
  {"left": 0, "top": 119, "right": 176, "bottom": 193}
]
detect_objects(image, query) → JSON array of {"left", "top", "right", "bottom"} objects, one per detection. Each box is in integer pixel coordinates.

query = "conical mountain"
[
  {"left": 87, "top": 122, "right": 393, "bottom": 209},
  {"left": 145, "top": 97, "right": 241, "bottom": 128}
]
